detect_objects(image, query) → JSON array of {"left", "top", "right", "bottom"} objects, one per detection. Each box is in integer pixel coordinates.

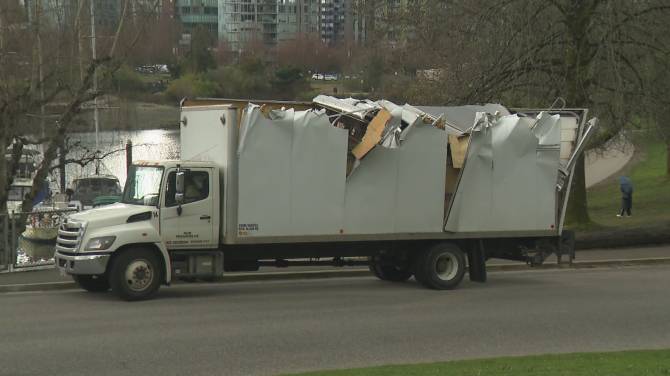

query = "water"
[
  {"left": 10, "top": 128, "right": 181, "bottom": 268},
  {"left": 54, "top": 129, "right": 181, "bottom": 191}
]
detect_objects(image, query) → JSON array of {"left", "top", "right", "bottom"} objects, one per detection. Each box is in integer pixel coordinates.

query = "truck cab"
[{"left": 55, "top": 160, "right": 223, "bottom": 300}]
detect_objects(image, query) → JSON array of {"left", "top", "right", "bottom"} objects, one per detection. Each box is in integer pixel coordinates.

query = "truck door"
[{"left": 161, "top": 168, "right": 216, "bottom": 249}]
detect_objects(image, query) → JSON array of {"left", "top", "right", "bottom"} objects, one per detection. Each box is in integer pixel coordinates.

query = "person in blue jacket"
[{"left": 617, "top": 176, "right": 633, "bottom": 217}]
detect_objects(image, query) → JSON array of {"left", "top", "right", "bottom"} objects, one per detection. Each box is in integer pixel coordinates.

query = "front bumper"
[{"left": 55, "top": 251, "right": 111, "bottom": 275}]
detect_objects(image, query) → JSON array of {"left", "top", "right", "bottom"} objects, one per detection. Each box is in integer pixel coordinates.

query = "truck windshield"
[{"left": 122, "top": 166, "right": 164, "bottom": 206}]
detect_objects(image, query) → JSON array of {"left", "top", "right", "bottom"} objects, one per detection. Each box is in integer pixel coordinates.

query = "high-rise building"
[
  {"left": 319, "top": 0, "right": 350, "bottom": 46},
  {"left": 218, "top": 0, "right": 320, "bottom": 53},
  {"left": 20, "top": 0, "right": 119, "bottom": 31},
  {"left": 174, "top": 0, "right": 218, "bottom": 42}
]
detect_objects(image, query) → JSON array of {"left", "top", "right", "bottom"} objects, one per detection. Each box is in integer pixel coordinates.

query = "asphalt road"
[{"left": 1, "top": 265, "right": 670, "bottom": 376}]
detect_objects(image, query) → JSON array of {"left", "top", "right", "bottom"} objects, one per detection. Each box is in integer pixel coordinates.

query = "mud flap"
[
  {"left": 558, "top": 230, "right": 576, "bottom": 265},
  {"left": 468, "top": 241, "right": 487, "bottom": 282}
]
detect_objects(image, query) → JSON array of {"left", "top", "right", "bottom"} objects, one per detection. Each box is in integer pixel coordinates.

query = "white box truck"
[{"left": 55, "top": 96, "right": 596, "bottom": 300}]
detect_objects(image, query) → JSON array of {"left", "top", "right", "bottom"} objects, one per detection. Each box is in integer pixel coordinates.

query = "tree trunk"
[
  {"left": 0, "top": 133, "right": 8, "bottom": 214},
  {"left": 565, "top": 154, "right": 590, "bottom": 225},
  {"left": 666, "top": 141, "right": 670, "bottom": 176}
]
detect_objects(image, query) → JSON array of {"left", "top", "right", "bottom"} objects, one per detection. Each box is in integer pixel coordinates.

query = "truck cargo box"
[{"left": 179, "top": 97, "right": 595, "bottom": 245}]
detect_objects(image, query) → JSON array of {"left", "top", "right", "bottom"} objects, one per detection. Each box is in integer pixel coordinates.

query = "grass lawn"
[
  {"left": 284, "top": 349, "right": 670, "bottom": 376},
  {"left": 311, "top": 81, "right": 346, "bottom": 96},
  {"left": 585, "top": 138, "right": 670, "bottom": 228}
]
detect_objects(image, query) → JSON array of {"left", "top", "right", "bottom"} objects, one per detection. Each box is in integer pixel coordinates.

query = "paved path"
[
  {"left": 585, "top": 138, "right": 634, "bottom": 188},
  {"left": 2, "top": 264, "right": 670, "bottom": 376}
]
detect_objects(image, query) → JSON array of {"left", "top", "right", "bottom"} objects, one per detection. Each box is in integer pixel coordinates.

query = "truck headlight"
[{"left": 85, "top": 236, "right": 116, "bottom": 251}]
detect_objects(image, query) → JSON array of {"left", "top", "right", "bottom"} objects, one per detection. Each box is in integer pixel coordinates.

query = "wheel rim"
[
  {"left": 435, "top": 252, "right": 458, "bottom": 281},
  {"left": 125, "top": 259, "right": 153, "bottom": 292}
]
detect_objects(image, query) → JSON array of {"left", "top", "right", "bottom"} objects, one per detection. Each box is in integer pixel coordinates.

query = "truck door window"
[{"left": 165, "top": 171, "right": 209, "bottom": 207}]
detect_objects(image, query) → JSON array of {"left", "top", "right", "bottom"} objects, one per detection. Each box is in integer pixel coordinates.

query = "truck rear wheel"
[
  {"left": 368, "top": 258, "right": 413, "bottom": 282},
  {"left": 414, "top": 243, "right": 466, "bottom": 290},
  {"left": 109, "top": 248, "right": 162, "bottom": 301},
  {"left": 73, "top": 275, "right": 109, "bottom": 292}
]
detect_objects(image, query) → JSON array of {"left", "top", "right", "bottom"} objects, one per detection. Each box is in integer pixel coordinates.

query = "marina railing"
[{"left": 0, "top": 209, "right": 77, "bottom": 272}]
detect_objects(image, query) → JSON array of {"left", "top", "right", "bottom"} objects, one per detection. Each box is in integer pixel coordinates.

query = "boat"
[
  {"left": 20, "top": 211, "right": 60, "bottom": 244},
  {"left": 68, "top": 175, "right": 122, "bottom": 210}
]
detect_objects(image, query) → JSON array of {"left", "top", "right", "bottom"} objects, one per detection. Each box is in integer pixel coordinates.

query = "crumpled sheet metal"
[
  {"left": 445, "top": 112, "right": 562, "bottom": 232},
  {"left": 236, "top": 102, "right": 448, "bottom": 237},
  {"left": 419, "top": 104, "right": 511, "bottom": 133},
  {"left": 313, "top": 95, "right": 379, "bottom": 120}
]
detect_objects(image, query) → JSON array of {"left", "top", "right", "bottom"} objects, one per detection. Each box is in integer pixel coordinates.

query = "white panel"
[
  {"left": 237, "top": 108, "right": 293, "bottom": 237},
  {"left": 290, "top": 111, "right": 348, "bottom": 235},
  {"left": 343, "top": 148, "right": 399, "bottom": 234},
  {"left": 181, "top": 107, "right": 229, "bottom": 168},
  {"left": 559, "top": 117, "right": 578, "bottom": 163},
  {"left": 395, "top": 125, "right": 448, "bottom": 232},
  {"left": 561, "top": 129, "right": 577, "bottom": 141},
  {"left": 181, "top": 107, "right": 232, "bottom": 242}
]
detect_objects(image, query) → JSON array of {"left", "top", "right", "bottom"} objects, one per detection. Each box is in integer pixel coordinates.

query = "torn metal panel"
[
  {"left": 237, "top": 104, "right": 261, "bottom": 154},
  {"left": 234, "top": 96, "right": 586, "bottom": 239},
  {"left": 313, "top": 95, "right": 379, "bottom": 120},
  {"left": 444, "top": 117, "right": 494, "bottom": 231},
  {"left": 532, "top": 112, "right": 561, "bottom": 146},
  {"left": 490, "top": 116, "right": 555, "bottom": 231},
  {"left": 446, "top": 113, "right": 562, "bottom": 232},
  {"left": 419, "top": 104, "right": 511, "bottom": 133}
]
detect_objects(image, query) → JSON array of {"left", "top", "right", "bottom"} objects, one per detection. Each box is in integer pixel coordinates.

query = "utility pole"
[
  {"left": 35, "top": 0, "right": 45, "bottom": 140},
  {"left": 90, "top": 0, "right": 99, "bottom": 151}
]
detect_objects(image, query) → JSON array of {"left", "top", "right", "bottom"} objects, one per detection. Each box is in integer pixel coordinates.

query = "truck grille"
[{"left": 56, "top": 220, "right": 84, "bottom": 253}]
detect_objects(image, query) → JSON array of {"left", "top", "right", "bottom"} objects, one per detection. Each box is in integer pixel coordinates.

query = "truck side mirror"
[{"left": 175, "top": 171, "right": 185, "bottom": 205}]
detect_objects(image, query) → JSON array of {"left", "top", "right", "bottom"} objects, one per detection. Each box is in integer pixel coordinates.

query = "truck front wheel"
[
  {"left": 109, "top": 248, "right": 162, "bottom": 301},
  {"left": 73, "top": 275, "right": 109, "bottom": 292},
  {"left": 414, "top": 243, "right": 466, "bottom": 290}
]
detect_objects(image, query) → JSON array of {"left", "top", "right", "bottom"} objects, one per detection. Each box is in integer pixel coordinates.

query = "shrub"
[{"left": 165, "top": 74, "right": 219, "bottom": 101}]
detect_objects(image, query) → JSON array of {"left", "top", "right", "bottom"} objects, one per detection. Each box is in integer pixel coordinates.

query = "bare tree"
[
  {"left": 380, "top": 0, "right": 670, "bottom": 225},
  {"left": 0, "top": 0, "right": 158, "bottom": 229}
]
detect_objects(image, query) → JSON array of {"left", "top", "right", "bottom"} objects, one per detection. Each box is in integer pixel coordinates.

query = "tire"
[
  {"left": 73, "top": 275, "right": 110, "bottom": 293},
  {"left": 368, "top": 259, "right": 413, "bottom": 282},
  {"left": 413, "top": 243, "right": 466, "bottom": 290},
  {"left": 109, "top": 248, "right": 162, "bottom": 301}
]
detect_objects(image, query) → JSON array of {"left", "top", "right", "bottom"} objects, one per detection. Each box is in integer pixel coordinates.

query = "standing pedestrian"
[{"left": 617, "top": 176, "right": 633, "bottom": 217}]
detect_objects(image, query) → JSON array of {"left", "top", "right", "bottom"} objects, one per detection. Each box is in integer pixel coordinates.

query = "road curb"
[
  {"left": 0, "top": 281, "right": 76, "bottom": 293},
  {"left": 2, "top": 257, "right": 670, "bottom": 294}
]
